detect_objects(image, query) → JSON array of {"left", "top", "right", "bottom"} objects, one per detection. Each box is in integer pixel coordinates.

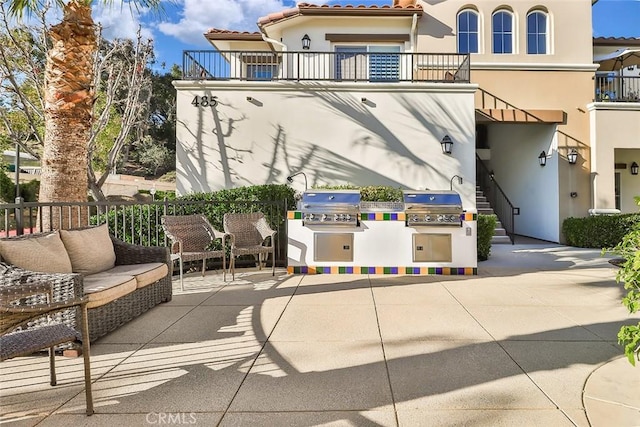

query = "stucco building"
[{"left": 173, "top": 0, "right": 640, "bottom": 244}]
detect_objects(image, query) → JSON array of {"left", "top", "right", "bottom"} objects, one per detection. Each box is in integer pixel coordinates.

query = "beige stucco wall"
[
  {"left": 270, "top": 17, "right": 415, "bottom": 53},
  {"left": 415, "top": 0, "right": 593, "bottom": 65},
  {"left": 173, "top": 81, "right": 478, "bottom": 209},
  {"left": 588, "top": 104, "right": 640, "bottom": 213}
]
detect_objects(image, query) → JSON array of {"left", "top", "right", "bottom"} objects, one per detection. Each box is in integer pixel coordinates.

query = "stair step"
[
  {"left": 491, "top": 235, "right": 512, "bottom": 244},
  {"left": 476, "top": 196, "right": 487, "bottom": 203},
  {"left": 493, "top": 228, "right": 507, "bottom": 236},
  {"left": 477, "top": 208, "right": 495, "bottom": 215}
]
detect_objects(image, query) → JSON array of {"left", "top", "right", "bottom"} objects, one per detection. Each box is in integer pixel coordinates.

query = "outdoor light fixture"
[
  {"left": 440, "top": 135, "right": 453, "bottom": 155},
  {"left": 631, "top": 162, "right": 639, "bottom": 176},
  {"left": 301, "top": 34, "right": 311, "bottom": 50},
  {"left": 628, "top": 65, "right": 636, "bottom": 72},
  {"left": 538, "top": 151, "right": 547, "bottom": 167},
  {"left": 567, "top": 149, "right": 578, "bottom": 165},
  {"left": 287, "top": 171, "right": 308, "bottom": 190}
]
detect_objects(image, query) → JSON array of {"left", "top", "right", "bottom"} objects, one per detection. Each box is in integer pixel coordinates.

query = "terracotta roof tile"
[
  {"left": 204, "top": 29, "right": 263, "bottom": 41},
  {"left": 257, "top": 2, "right": 422, "bottom": 27},
  {"left": 593, "top": 36, "right": 640, "bottom": 47}
]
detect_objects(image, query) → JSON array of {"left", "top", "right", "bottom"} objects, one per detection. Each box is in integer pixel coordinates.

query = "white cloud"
[
  {"left": 157, "top": 0, "right": 290, "bottom": 46},
  {"left": 92, "top": 4, "right": 154, "bottom": 42}
]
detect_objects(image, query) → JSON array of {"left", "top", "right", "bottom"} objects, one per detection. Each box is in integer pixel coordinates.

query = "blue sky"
[{"left": 92, "top": 0, "right": 640, "bottom": 71}]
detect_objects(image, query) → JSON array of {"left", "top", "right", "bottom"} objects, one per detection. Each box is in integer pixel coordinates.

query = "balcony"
[
  {"left": 594, "top": 74, "right": 640, "bottom": 102},
  {"left": 182, "top": 50, "right": 470, "bottom": 83}
]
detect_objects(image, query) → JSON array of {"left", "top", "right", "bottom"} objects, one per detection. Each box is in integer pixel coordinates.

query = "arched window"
[
  {"left": 527, "top": 11, "right": 547, "bottom": 54},
  {"left": 492, "top": 10, "right": 513, "bottom": 54},
  {"left": 457, "top": 10, "right": 479, "bottom": 54}
]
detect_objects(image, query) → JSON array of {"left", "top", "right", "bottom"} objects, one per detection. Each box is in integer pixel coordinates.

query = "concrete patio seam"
[
  {"left": 367, "top": 273, "right": 401, "bottom": 427},
  {"left": 216, "top": 275, "right": 302, "bottom": 426}
]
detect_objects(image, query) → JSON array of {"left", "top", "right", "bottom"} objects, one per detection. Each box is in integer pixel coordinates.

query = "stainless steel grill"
[
  {"left": 300, "top": 190, "right": 360, "bottom": 227},
  {"left": 403, "top": 190, "right": 463, "bottom": 226}
]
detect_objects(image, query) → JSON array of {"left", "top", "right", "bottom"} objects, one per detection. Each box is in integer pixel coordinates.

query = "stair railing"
[{"left": 476, "top": 154, "right": 516, "bottom": 244}]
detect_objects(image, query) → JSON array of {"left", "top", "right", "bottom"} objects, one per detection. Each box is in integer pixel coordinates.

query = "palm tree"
[{"left": 6, "top": 0, "right": 160, "bottom": 230}]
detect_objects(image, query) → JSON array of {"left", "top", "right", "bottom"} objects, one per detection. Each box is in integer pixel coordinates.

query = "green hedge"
[
  {"left": 92, "top": 184, "right": 297, "bottom": 249},
  {"left": 562, "top": 214, "right": 640, "bottom": 248},
  {"left": 477, "top": 214, "right": 497, "bottom": 261},
  {"left": 314, "top": 184, "right": 403, "bottom": 202},
  {"left": 0, "top": 170, "right": 39, "bottom": 202}
]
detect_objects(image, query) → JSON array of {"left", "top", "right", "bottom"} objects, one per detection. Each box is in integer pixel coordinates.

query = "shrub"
[
  {"left": 563, "top": 214, "right": 640, "bottom": 248},
  {"left": 0, "top": 169, "right": 14, "bottom": 203},
  {"left": 20, "top": 179, "right": 40, "bottom": 202},
  {"left": 477, "top": 214, "right": 496, "bottom": 261},
  {"left": 604, "top": 197, "right": 640, "bottom": 366},
  {"left": 313, "top": 184, "right": 403, "bottom": 202},
  {"left": 92, "top": 184, "right": 296, "bottom": 249}
]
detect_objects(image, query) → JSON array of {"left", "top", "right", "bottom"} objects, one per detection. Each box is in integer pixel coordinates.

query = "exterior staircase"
[{"left": 476, "top": 186, "right": 512, "bottom": 244}]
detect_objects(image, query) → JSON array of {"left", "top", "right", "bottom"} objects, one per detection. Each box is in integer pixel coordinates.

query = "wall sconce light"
[
  {"left": 538, "top": 151, "right": 547, "bottom": 167},
  {"left": 287, "top": 171, "right": 308, "bottom": 190},
  {"left": 567, "top": 149, "right": 578, "bottom": 165},
  {"left": 627, "top": 65, "right": 636, "bottom": 72},
  {"left": 301, "top": 34, "right": 311, "bottom": 50},
  {"left": 631, "top": 162, "right": 639, "bottom": 176},
  {"left": 570, "top": 192, "right": 578, "bottom": 198},
  {"left": 246, "top": 96, "right": 253, "bottom": 101},
  {"left": 440, "top": 135, "right": 453, "bottom": 155},
  {"left": 361, "top": 97, "right": 367, "bottom": 103}
]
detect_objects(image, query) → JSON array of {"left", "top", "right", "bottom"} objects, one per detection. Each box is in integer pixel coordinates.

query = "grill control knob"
[
  {"left": 425, "top": 215, "right": 431, "bottom": 222},
  {"left": 346, "top": 214, "right": 351, "bottom": 221},
  {"left": 437, "top": 215, "right": 444, "bottom": 222},
  {"left": 321, "top": 214, "right": 327, "bottom": 222}
]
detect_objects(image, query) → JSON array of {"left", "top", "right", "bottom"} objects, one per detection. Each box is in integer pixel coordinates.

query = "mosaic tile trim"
[
  {"left": 287, "top": 266, "right": 477, "bottom": 275},
  {"left": 287, "top": 211, "right": 303, "bottom": 219},
  {"left": 462, "top": 213, "right": 477, "bottom": 221},
  {"left": 360, "top": 212, "right": 406, "bottom": 221},
  {"left": 287, "top": 211, "right": 477, "bottom": 221}
]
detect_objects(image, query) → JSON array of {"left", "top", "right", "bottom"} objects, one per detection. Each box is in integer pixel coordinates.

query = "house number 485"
[{"left": 191, "top": 95, "right": 218, "bottom": 107}]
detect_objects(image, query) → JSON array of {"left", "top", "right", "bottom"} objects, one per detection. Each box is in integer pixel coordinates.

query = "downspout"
[
  {"left": 410, "top": 13, "right": 418, "bottom": 78},
  {"left": 410, "top": 13, "right": 418, "bottom": 53},
  {"left": 259, "top": 28, "right": 287, "bottom": 79},
  {"left": 260, "top": 28, "right": 287, "bottom": 52}
]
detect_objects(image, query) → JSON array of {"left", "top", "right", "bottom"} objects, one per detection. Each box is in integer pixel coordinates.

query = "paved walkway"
[{"left": 1, "top": 240, "right": 639, "bottom": 426}]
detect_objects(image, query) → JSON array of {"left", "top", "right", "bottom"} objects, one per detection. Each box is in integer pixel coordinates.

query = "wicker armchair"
[
  {"left": 0, "top": 281, "right": 93, "bottom": 415},
  {"left": 161, "top": 215, "right": 227, "bottom": 289},
  {"left": 223, "top": 212, "right": 276, "bottom": 280}
]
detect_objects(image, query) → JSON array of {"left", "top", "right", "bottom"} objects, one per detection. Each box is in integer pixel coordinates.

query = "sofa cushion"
[
  {"left": 103, "top": 263, "right": 169, "bottom": 288},
  {"left": 83, "top": 273, "right": 137, "bottom": 309},
  {"left": 60, "top": 224, "right": 116, "bottom": 275},
  {"left": 0, "top": 232, "right": 73, "bottom": 274}
]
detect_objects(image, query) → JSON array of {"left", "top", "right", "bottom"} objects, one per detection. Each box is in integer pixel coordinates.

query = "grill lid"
[
  {"left": 302, "top": 190, "right": 361, "bottom": 206},
  {"left": 403, "top": 191, "right": 462, "bottom": 208},
  {"left": 403, "top": 190, "right": 463, "bottom": 226},
  {"left": 300, "top": 190, "right": 360, "bottom": 226}
]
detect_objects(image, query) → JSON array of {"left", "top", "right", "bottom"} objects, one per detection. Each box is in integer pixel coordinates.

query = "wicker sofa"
[{"left": 0, "top": 225, "right": 172, "bottom": 341}]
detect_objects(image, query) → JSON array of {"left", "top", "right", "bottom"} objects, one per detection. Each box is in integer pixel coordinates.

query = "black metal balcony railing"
[
  {"left": 594, "top": 75, "right": 640, "bottom": 102},
  {"left": 182, "top": 50, "right": 471, "bottom": 83}
]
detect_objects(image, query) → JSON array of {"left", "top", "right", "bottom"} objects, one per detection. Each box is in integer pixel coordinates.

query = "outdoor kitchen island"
[{"left": 287, "top": 190, "right": 477, "bottom": 275}]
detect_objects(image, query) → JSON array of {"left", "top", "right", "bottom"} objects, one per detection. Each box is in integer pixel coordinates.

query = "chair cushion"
[
  {"left": 103, "top": 263, "right": 169, "bottom": 288},
  {"left": 0, "top": 232, "right": 73, "bottom": 274},
  {"left": 60, "top": 224, "right": 116, "bottom": 275},
  {"left": 83, "top": 273, "right": 136, "bottom": 309}
]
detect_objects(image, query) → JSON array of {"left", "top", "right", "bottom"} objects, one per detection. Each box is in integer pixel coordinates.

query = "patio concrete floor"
[{"left": 1, "top": 240, "right": 639, "bottom": 426}]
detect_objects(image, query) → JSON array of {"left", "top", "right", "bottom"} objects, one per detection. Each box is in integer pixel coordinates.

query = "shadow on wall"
[{"left": 179, "top": 86, "right": 467, "bottom": 191}]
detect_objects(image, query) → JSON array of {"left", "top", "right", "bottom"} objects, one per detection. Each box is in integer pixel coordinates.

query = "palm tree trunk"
[{"left": 39, "top": 1, "right": 96, "bottom": 230}]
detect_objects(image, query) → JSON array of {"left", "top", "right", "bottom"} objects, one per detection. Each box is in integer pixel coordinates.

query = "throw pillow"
[
  {"left": 0, "top": 231, "right": 73, "bottom": 273},
  {"left": 60, "top": 224, "right": 116, "bottom": 275}
]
